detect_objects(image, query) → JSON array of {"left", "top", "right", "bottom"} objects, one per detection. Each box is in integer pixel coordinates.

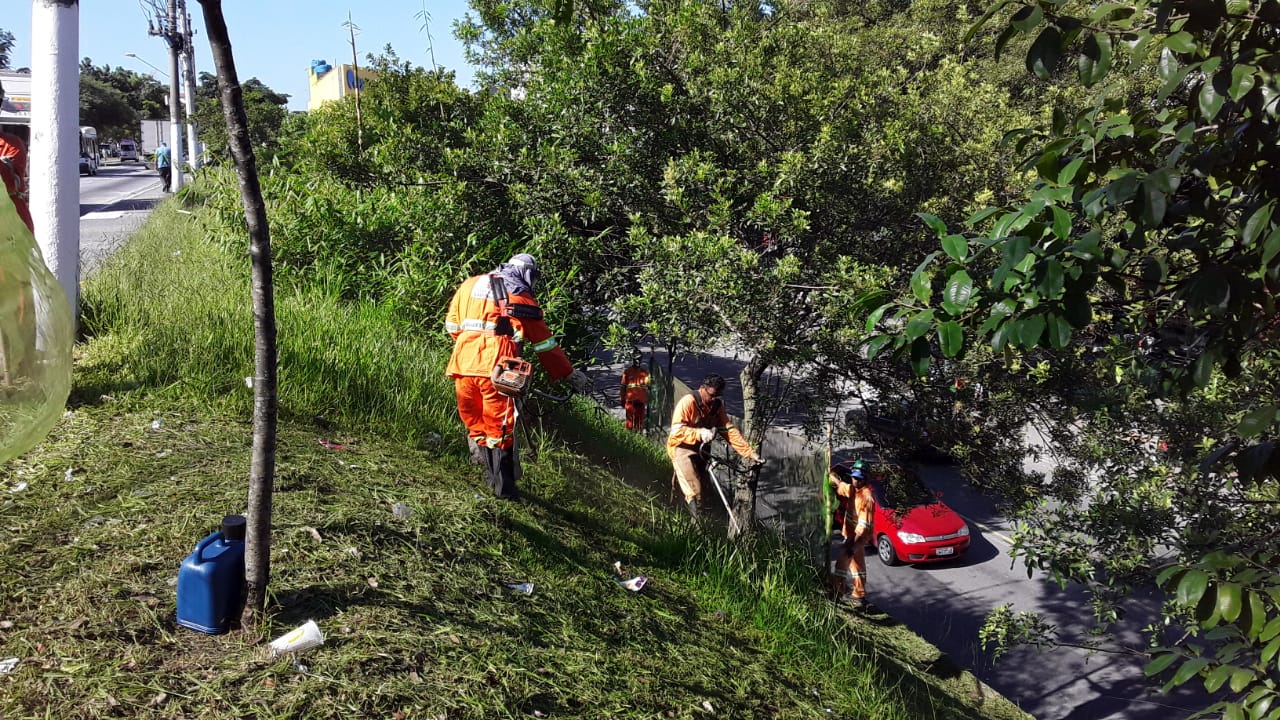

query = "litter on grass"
[
  {"left": 391, "top": 502, "right": 413, "bottom": 519},
  {"left": 0, "top": 657, "right": 18, "bottom": 674},
  {"left": 617, "top": 576, "right": 647, "bottom": 592},
  {"left": 8, "top": 482, "right": 26, "bottom": 493},
  {"left": 506, "top": 582, "right": 534, "bottom": 595},
  {"left": 318, "top": 438, "right": 348, "bottom": 450},
  {"left": 151, "top": 418, "right": 163, "bottom": 430},
  {"left": 269, "top": 620, "right": 325, "bottom": 656}
]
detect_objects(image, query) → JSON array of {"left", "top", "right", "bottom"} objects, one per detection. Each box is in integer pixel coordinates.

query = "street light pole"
[
  {"left": 180, "top": 7, "right": 199, "bottom": 170},
  {"left": 124, "top": 51, "right": 167, "bottom": 78}
]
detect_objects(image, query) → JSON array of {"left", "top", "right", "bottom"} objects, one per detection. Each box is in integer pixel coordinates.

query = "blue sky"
[{"left": 6, "top": 1, "right": 477, "bottom": 111}]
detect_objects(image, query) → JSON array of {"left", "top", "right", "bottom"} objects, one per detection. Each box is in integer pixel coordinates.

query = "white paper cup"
[{"left": 269, "top": 620, "right": 325, "bottom": 655}]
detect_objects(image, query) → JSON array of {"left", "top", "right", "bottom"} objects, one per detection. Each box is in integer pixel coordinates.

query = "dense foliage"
[
  {"left": 867, "top": 1, "right": 1280, "bottom": 716},
  {"left": 78, "top": 59, "right": 168, "bottom": 140},
  {"left": 191, "top": 71, "right": 290, "bottom": 162}
]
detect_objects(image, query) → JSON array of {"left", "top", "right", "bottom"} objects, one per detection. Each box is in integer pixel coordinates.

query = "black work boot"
[
  {"left": 493, "top": 447, "right": 519, "bottom": 500},
  {"left": 685, "top": 498, "right": 700, "bottom": 522},
  {"left": 480, "top": 445, "right": 500, "bottom": 494}
]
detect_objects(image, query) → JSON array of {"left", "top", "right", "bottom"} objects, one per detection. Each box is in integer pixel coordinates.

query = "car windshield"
[{"left": 868, "top": 465, "right": 935, "bottom": 509}]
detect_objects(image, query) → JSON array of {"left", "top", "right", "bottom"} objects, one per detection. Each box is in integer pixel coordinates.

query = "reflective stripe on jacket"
[
  {"left": 665, "top": 392, "right": 756, "bottom": 460},
  {"left": 621, "top": 366, "right": 650, "bottom": 403},
  {"left": 445, "top": 273, "right": 573, "bottom": 380},
  {"left": 836, "top": 482, "right": 875, "bottom": 543}
]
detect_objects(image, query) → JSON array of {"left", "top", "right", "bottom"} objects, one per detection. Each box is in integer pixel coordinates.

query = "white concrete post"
[
  {"left": 29, "top": 0, "right": 80, "bottom": 317},
  {"left": 180, "top": 5, "right": 200, "bottom": 170},
  {"left": 167, "top": 0, "right": 185, "bottom": 192}
]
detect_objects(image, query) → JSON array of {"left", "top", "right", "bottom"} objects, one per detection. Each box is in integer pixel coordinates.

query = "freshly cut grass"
[
  {"left": 0, "top": 398, "right": 1026, "bottom": 719},
  {"left": 0, "top": 200, "right": 1030, "bottom": 719}
]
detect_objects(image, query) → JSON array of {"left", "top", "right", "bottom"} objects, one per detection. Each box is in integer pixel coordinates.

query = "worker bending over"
[{"left": 666, "top": 373, "right": 761, "bottom": 519}]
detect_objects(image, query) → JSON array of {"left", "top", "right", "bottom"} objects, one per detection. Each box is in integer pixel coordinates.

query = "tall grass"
[{"left": 80, "top": 206, "right": 458, "bottom": 443}]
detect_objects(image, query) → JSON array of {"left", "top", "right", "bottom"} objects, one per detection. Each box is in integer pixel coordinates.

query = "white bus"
[{"left": 78, "top": 126, "right": 100, "bottom": 176}]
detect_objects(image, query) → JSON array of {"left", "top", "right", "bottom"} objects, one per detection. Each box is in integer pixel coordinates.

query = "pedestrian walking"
[
  {"left": 830, "top": 463, "right": 875, "bottom": 611},
  {"left": 154, "top": 142, "right": 172, "bottom": 192},
  {"left": 445, "top": 253, "right": 593, "bottom": 499},
  {"left": 666, "top": 374, "right": 762, "bottom": 519},
  {"left": 620, "top": 354, "right": 650, "bottom": 432}
]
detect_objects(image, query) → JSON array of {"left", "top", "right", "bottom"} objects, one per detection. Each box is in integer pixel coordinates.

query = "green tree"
[
  {"left": 78, "top": 59, "right": 168, "bottom": 138},
  {"left": 0, "top": 28, "right": 14, "bottom": 70},
  {"left": 193, "top": 72, "right": 289, "bottom": 161},
  {"left": 79, "top": 76, "right": 139, "bottom": 141},
  {"left": 873, "top": 1, "right": 1280, "bottom": 716}
]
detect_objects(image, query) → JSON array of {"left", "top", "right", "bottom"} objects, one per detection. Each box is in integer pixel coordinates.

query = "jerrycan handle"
[{"left": 192, "top": 531, "right": 222, "bottom": 563}]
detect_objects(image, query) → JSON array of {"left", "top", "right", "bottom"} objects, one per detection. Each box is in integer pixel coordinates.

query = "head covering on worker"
[{"left": 494, "top": 253, "right": 540, "bottom": 296}]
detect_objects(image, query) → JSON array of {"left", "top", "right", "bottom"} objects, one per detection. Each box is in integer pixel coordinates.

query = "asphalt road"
[
  {"left": 78, "top": 160, "right": 165, "bottom": 274},
  {"left": 636, "top": 348, "right": 1212, "bottom": 720}
]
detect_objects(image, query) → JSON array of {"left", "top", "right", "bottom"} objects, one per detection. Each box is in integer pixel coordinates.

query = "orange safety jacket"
[
  {"left": 445, "top": 273, "right": 573, "bottom": 381},
  {"left": 666, "top": 392, "right": 756, "bottom": 460},
  {"left": 0, "top": 132, "right": 33, "bottom": 232},
  {"left": 836, "top": 482, "right": 874, "bottom": 544},
  {"left": 621, "top": 365, "right": 650, "bottom": 404}
]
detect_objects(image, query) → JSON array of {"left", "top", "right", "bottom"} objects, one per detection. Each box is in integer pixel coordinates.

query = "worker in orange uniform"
[
  {"left": 830, "top": 463, "right": 875, "bottom": 611},
  {"left": 445, "top": 253, "right": 593, "bottom": 499},
  {"left": 0, "top": 82, "right": 33, "bottom": 233},
  {"left": 619, "top": 354, "right": 650, "bottom": 432},
  {"left": 666, "top": 374, "right": 762, "bottom": 519}
]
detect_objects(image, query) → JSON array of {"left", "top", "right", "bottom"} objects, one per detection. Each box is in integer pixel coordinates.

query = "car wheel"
[{"left": 877, "top": 534, "right": 900, "bottom": 566}]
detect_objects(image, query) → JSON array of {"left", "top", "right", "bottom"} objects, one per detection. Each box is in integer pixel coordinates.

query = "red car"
[{"left": 833, "top": 461, "right": 970, "bottom": 565}]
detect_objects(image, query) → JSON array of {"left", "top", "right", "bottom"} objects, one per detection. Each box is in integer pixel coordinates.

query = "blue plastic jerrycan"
[{"left": 176, "top": 514, "right": 247, "bottom": 634}]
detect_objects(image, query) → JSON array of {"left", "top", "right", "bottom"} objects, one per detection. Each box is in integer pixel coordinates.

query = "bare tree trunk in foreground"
[{"left": 197, "top": 0, "right": 278, "bottom": 631}]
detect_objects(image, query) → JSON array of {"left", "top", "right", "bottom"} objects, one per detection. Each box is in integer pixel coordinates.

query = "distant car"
[
  {"left": 118, "top": 139, "right": 139, "bottom": 163},
  {"left": 833, "top": 460, "right": 970, "bottom": 565}
]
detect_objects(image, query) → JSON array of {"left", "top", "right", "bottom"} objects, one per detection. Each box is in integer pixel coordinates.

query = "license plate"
[{"left": 935, "top": 546, "right": 955, "bottom": 556}]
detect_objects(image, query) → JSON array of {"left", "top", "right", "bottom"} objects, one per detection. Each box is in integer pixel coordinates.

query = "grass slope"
[{"left": 0, "top": 204, "right": 1030, "bottom": 719}]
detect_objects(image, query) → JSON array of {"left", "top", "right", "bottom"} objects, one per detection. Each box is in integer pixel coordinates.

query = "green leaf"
[
  {"left": 1200, "top": 79, "right": 1226, "bottom": 121},
  {"left": 1228, "top": 668, "right": 1254, "bottom": 693},
  {"left": 865, "top": 304, "right": 889, "bottom": 334},
  {"left": 863, "top": 334, "right": 894, "bottom": 360},
  {"left": 1229, "top": 63, "right": 1257, "bottom": 102},
  {"left": 1017, "top": 314, "right": 1046, "bottom": 347},
  {"left": 943, "top": 270, "right": 975, "bottom": 313},
  {"left": 941, "top": 234, "right": 969, "bottom": 261},
  {"left": 1261, "top": 616, "right": 1280, "bottom": 643},
  {"left": 1057, "top": 157, "right": 1085, "bottom": 186},
  {"left": 1243, "top": 201, "right": 1274, "bottom": 246},
  {"left": 939, "top": 321, "right": 963, "bottom": 358},
  {"left": 1078, "top": 32, "right": 1113, "bottom": 86},
  {"left": 1038, "top": 259, "right": 1065, "bottom": 298},
  {"left": 1177, "top": 570, "right": 1211, "bottom": 608},
  {"left": 906, "top": 310, "right": 936, "bottom": 340},
  {"left": 1238, "top": 405, "right": 1278, "bottom": 438},
  {"left": 1246, "top": 591, "right": 1267, "bottom": 639},
  {"left": 911, "top": 270, "right": 932, "bottom": 304},
  {"left": 964, "top": 0, "right": 1015, "bottom": 43},
  {"left": 1204, "top": 664, "right": 1235, "bottom": 694},
  {"left": 1046, "top": 313, "right": 1071, "bottom": 348},
  {"left": 910, "top": 337, "right": 930, "bottom": 378},
  {"left": 1027, "top": 26, "right": 1062, "bottom": 80},
  {"left": 1193, "top": 352, "right": 1216, "bottom": 386},
  {"left": 917, "top": 212, "right": 947, "bottom": 235},
  {"left": 1010, "top": 4, "right": 1043, "bottom": 31},
  {"left": 965, "top": 206, "right": 1003, "bottom": 226},
  {"left": 1145, "top": 652, "right": 1178, "bottom": 677},
  {"left": 1156, "top": 565, "right": 1185, "bottom": 588},
  {"left": 1051, "top": 206, "right": 1072, "bottom": 240},
  {"left": 1142, "top": 179, "right": 1167, "bottom": 225},
  {"left": 1164, "top": 31, "right": 1197, "bottom": 53},
  {"left": 1263, "top": 227, "right": 1280, "bottom": 268},
  {"left": 1157, "top": 53, "right": 1191, "bottom": 101},
  {"left": 1223, "top": 702, "right": 1244, "bottom": 720},
  {"left": 1170, "top": 657, "right": 1210, "bottom": 688},
  {"left": 1218, "top": 583, "right": 1244, "bottom": 623}
]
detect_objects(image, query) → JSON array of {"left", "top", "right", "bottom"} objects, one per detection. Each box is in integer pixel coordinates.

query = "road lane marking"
[
  {"left": 80, "top": 177, "right": 161, "bottom": 217},
  {"left": 957, "top": 514, "right": 1015, "bottom": 546}
]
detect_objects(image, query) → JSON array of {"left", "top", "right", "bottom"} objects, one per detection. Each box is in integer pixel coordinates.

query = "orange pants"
[
  {"left": 625, "top": 400, "right": 647, "bottom": 432},
  {"left": 454, "top": 376, "right": 517, "bottom": 450},
  {"left": 835, "top": 538, "right": 869, "bottom": 599}
]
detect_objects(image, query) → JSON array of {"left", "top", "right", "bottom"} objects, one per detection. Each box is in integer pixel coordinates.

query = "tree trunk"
[
  {"left": 197, "top": 0, "right": 278, "bottom": 631},
  {"left": 730, "top": 354, "right": 768, "bottom": 539}
]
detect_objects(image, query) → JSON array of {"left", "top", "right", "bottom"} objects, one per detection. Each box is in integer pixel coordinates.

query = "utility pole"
[
  {"left": 29, "top": 0, "right": 81, "bottom": 316},
  {"left": 181, "top": 4, "right": 200, "bottom": 170},
  {"left": 146, "top": 0, "right": 186, "bottom": 192}
]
